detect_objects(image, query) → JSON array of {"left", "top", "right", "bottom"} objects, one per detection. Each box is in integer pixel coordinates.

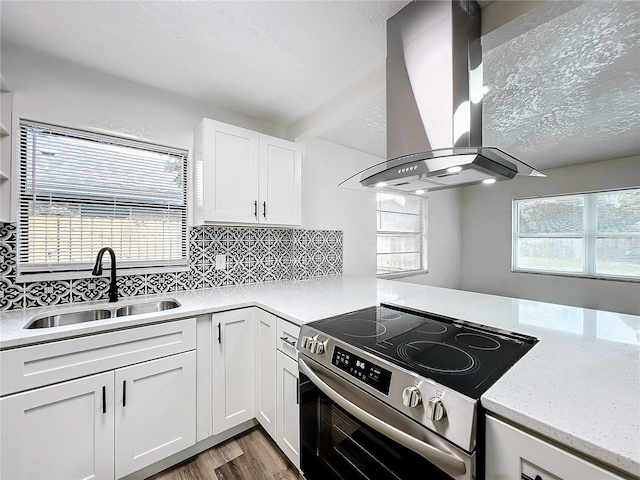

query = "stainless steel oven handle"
[{"left": 299, "top": 358, "right": 467, "bottom": 476}]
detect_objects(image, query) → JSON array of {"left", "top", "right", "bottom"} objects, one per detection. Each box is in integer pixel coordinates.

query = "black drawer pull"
[
  {"left": 123, "top": 380, "right": 127, "bottom": 407},
  {"left": 218, "top": 322, "right": 222, "bottom": 344},
  {"left": 280, "top": 336, "right": 296, "bottom": 347},
  {"left": 102, "top": 386, "right": 106, "bottom": 414}
]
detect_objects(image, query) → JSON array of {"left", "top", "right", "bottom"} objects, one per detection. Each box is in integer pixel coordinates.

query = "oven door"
[{"left": 299, "top": 357, "right": 475, "bottom": 480}]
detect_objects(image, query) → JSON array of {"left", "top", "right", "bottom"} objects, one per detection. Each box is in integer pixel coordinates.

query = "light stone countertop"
[{"left": 1, "top": 275, "right": 638, "bottom": 477}]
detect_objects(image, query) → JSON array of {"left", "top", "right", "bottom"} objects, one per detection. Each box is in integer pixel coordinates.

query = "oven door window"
[{"left": 301, "top": 375, "right": 454, "bottom": 480}]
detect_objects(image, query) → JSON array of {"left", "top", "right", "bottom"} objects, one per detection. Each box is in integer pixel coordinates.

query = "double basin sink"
[{"left": 25, "top": 300, "right": 181, "bottom": 329}]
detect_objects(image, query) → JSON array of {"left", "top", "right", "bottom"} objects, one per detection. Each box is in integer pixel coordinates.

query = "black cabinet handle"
[
  {"left": 280, "top": 336, "right": 296, "bottom": 347},
  {"left": 263, "top": 201, "right": 266, "bottom": 218},
  {"left": 296, "top": 378, "right": 300, "bottom": 405},
  {"left": 254, "top": 200, "right": 258, "bottom": 218},
  {"left": 218, "top": 322, "right": 222, "bottom": 344},
  {"left": 123, "top": 380, "right": 127, "bottom": 407},
  {"left": 102, "top": 386, "right": 106, "bottom": 414}
]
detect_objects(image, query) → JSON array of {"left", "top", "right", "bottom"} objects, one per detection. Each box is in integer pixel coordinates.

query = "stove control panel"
[{"left": 332, "top": 346, "right": 392, "bottom": 395}]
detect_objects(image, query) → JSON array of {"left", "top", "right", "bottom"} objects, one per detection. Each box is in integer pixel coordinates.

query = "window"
[
  {"left": 513, "top": 189, "right": 640, "bottom": 280},
  {"left": 376, "top": 192, "right": 427, "bottom": 276},
  {"left": 18, "top": 120, "right": 188, "bottom": 275}
]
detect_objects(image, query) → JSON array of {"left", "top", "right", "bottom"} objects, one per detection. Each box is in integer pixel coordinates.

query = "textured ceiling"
[
  {"left": 319, "top": 91, "right": 386, "bottom": 158},
  {"left": 321, "top": 0, "right": 640, "bottom": 169},
  {"left": 0, "top": 0, "right": 408, "bottom": 126},
  {"left": 483, "top": 1, "right": 640, "bottom": 170},
  {"left": 1, "top": 1, "right": 638, "bottom": 171}
]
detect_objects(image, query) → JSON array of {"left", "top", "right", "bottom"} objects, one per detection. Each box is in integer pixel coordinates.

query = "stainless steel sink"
[
  {"left": 24, "top": 299, "right": 181, "bottom": 329},
  {"left": 26, "top": 310, "right": 112, "bottom": 329},
  {"left": 115, "top": 300, "right": 180, "bottom": 317}
]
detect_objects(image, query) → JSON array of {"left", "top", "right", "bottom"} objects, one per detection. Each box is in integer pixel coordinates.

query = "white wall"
[
  {"left": 1, "top": 43, "right": 380, "bottom": 278},
  {"left": 0, "top": 42, "right": 287, "bottom": 224},
  {"left": 396, "top": 188, "right": 463, "bottom": 289},
  {"left": 300, "top": 138, "right": 377, "bottom": 276},
  {"left": 460, "top": 156, "right": 640, "bottom": 316},
  {"left": 1, "top": 42, "right": 286, "bottom": 150}
]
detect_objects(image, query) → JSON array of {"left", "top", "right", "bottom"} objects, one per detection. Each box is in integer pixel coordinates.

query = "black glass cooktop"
[{"left": 309, "top": 304, "right": 537, "bottom": 399}]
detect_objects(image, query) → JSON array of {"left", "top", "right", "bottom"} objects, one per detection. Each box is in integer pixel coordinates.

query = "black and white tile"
[
  {"left": 117, "top": 275, "right": 146, "bottom": 297},
  {"left": 177, "top": 270, "right": 203, "bottom": 291},
  {"left": 72, "top": 278, "right": 110, "bottom": 302},
  {"left": 0, "top": 222, "right": 343, "bottom": 311},
  {"left": 0, "top": 241, "right": 16, "bottom": 277},
  {"left": 24, "top": 280, "right": 72, "bottom": 307},
  {"left": 1, "top": 276, "right": 24, "bottom": 310},
  {"left": 147, "top": 273, "right": 177, "bottom": 294}
]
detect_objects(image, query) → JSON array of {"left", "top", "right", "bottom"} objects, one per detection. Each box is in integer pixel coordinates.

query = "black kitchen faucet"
[{"left": 92, "top": 247, "right": 119, "bottom": 303}]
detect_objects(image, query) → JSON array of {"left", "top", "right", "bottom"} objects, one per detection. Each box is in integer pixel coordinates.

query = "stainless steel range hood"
[{"left": 340, "top": 0, "right": 544, "bottom": 196}]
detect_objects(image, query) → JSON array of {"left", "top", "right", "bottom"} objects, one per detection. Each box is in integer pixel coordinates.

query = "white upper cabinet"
[
  {"left": 194, "top": 119, "right": 301, "bottom": 226},
  {"left": 258, "top": 134, "right": 301, "bottom": 226}
]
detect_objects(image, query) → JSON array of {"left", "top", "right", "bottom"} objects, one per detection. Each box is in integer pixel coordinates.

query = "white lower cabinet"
[
  {"left": 0, "top": 351, "right": 196, "bottom": 480},
  {"left": 1, "top": 371, "right": 115, "bottom": 480},
  {"left": 115, "top": 351, "right": 196, "bottom": 478},
  {"left": 212, "top": 308, "right": 255, "bottom": 435},
  {"left": 254, "top": 310, "right": 300, "bottom": 469},
  {"left": 485, "top": 415, "right": 624, "bottom": 480},
  {"left": 0, "top": 320, "right": 197, "bottom": 480},
  {"left": 254, "top": 309, "right": 277, "bottom": 438},
  {"left": 276, "top": 351, "right": 300, "bottom": 468}
]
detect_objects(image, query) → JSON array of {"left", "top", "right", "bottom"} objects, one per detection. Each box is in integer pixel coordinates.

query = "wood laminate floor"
[{"left": 150, "top": 427, "right": 301, "bottom": 480}]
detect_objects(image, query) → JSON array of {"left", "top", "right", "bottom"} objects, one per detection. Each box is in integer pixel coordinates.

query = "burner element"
[
  {"left": 397, "top": 341, "right": 478, "bottom": 374},
  {"left": 456, "top": 333, "right": 501, "bottom": 351},
  {"left": 416, "top": 322, "right": 448, "bottom": 335},
  {"left": 378, "top": 308, "right": 402, "bottom": 321},
  {"left": 342, "top": 319, "right": 387, "bottom": 338}
]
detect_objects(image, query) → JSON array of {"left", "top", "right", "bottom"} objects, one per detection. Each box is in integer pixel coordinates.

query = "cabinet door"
[
  {"left": 0, "top": 371, "right": 114, "bottom": 480},
  {"left": 212, "top": 309, "right": 255, "bottom": 435},
  {"left": 485, "top": 416, "right": 624, "bottom": 480},
  {"left": 258, "top": 134, "right": 301, "bottom": 226},
  {"left": 254, "top": 309, "right": 277, "bottom": 439},
  {"left": 276, "top": 351, "right": 300, "bottom": 468},
  {"left": 202, "top": 119, "right": 259, "bottom": 224},
  {"left": 114, "top": 351, "right": 196, "bottom": 479}
]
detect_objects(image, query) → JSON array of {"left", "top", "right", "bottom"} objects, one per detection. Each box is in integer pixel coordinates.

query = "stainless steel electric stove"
[{"left": 297, "top": 304, "right": 537, "bottom": 480}]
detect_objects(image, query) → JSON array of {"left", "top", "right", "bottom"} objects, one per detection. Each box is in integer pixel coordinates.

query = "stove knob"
[
  {"left": 426, "top": 397, "right": 447, "bottom": 422},
  {"left": 310, "top": 339, "right": 326, "bottom": 355},
  {"left": 402, "top": 386, "right": 422, "bottom": 408},
  {"left": 301, "top": 336, "right": 313, "bottom": 350}
]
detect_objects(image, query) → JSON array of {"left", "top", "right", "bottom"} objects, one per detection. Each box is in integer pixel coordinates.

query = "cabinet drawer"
[
  {"left": 485, "top": 415, "right": 624, "bottom": 480},
  {"left": 1, "top": 318, "right": 196, "bottom": 396},
  {"left": 276, "top": 318, "right": 300, "bottom": 360}
]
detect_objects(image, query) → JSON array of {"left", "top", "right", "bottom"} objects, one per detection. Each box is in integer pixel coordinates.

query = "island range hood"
[{"left": 340, "top": 0, "right": 544, "bottom": 196}]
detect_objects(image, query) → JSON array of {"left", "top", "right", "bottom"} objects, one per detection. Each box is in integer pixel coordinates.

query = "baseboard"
[{"left": 121, "top": 418, "right": 259, "bottom": 480}]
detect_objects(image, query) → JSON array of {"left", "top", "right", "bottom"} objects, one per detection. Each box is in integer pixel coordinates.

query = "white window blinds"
[
  {"left": 18, "top": 120, "right": 188, "bottom": 274},
  {"left": 377, "top": 192, "right": 427, "bottom": 275}
]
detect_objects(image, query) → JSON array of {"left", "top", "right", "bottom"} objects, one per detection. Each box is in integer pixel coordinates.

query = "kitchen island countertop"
[{"left": 1, "top": 274, "right": 638, "bottom": 477}]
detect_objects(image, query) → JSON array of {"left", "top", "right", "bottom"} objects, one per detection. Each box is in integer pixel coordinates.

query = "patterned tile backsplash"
[{"left": 0, "top": 223, "right": 343, "bottom": 310}]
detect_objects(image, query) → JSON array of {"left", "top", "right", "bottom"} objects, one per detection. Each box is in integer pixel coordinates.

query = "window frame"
[
  {"left": 16, "top": 119, "right": 189, "bottom": 279},
  {"left": 376, "top": 192, "right": 428, "bottom": 278},
  {"left": 512, "top": 188, "right": 640, "bottom": 282}
]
